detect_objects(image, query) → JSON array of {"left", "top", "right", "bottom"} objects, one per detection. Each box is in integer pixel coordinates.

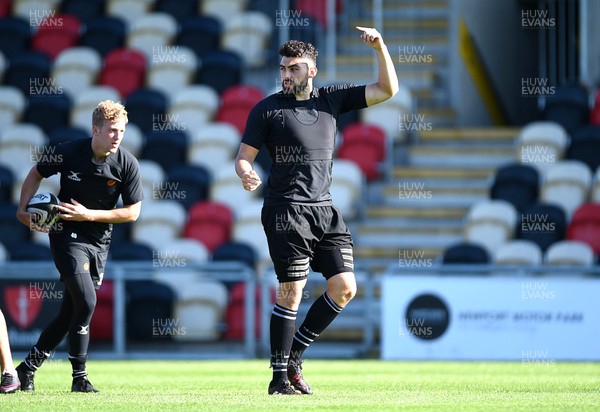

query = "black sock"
[
  {"left": 290, "top": 292, "right": 343, "bottom": 361},
  {"left": 270, "top": 304, "right": 297, "bottom": 382},
  {"left": 69, "top": 354, "right": 88, "bottom": 379},
  {"left": 23, "top": 346, "right": 51, "bottom": 371}
]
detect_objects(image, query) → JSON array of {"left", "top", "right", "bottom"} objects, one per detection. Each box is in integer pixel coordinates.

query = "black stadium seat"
[
  {"left": 0, "top": 204, "right": 30, "bottom": 245},
  {"left": 566, "top": 125, "right": 600, "bottom": 172},
  {"left": 213, "top": 241, "right": 257, "bottom": 269},
  {"left": 516, "top": 203, "right": 567, "bottom": 252},
  {"left": 0, "top": 165, "right": 14, "bottom": 204},
  {"left": 156, "top": 0, "right": 199, "bottom": 24},
  {"left": 125, "top": 280, "right": 176, "bottom": 341},
  {"left": 125, "top": 88, "right": 168, "bottom": 133},
  {"left": 442, "top": 242, "right": 490, "bottom": 264},
  {"left": 490, "top": 163, "right": 540, "bottom": 212},
  {"left": 0, "top": 17, "right": 31, "bottom": 59},
  {"left": 78, "top": 16, "right": 126, "bottom": 57},
  {"left": 110, "top": 241, "right": 154, "bottom": 261},
  {"left": 61, "top": 0, "right": 105, "bottom": 23},
  {"left": 3, "top": 51, "right": 50, "bottom": 95},
  {"left": 7, "top": 241, "right": 52, "bottom": 261},
  {"left": 543, "top": 84, "right": 589, "bottom": 135},
  {"left": 176, "top": 16, "right": 222, "bottom": 58},
  {"left": 141, "top": 130, "right": 189, "bottom": 175},
  {"left": 24, "top": 93, "right": 72, "bottom": 135},
  {"left": 165, "top": 164, "right": 211, "bottom": 210},
  {"left": 195, "top": 50, "right": 242, "bottom": 94}
]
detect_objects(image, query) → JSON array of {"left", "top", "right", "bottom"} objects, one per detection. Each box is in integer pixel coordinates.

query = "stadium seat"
[
  {"left": 441, "top": 242, "right": 490, "bottom": 264},
  {"left": 0, "top": 17, "right": 31, "bottom": 59},
  {"left": 540, "top": 160, "right": 592, "bottom": 218},
  {"left": 155, "top": 0, "right": 198, "bottom": 23},
  {"left": 183, "top": 200, "right": 234, "bottom": 252},
  {"left": 330, "top": 159, "right": 364, "bottom": 220},
  {"left": 0, "top": 203, "right": 30, "bottom": 246},
  {"left": 126, "top": 13, "right": 178, "bottom": 61},
  {"left": 210, "top": 164, "right": 263, "bottom": 216},
  {"left": 110, "top": 241, "right": 154, "bottom": 261},
  {"left": 3, "top": 51, "right": 50, "bottom": 96},
  {"left": 566, "top": 125, "right": 600, "bottom": 172},
  {"left": 12, "top": 0, "right": 60, "bottom": 23},
  {"left": 175, "top": 16, "right": 222, "bottom": 58},
  {"left": 515, "top": 203, "right": 567, "bottom": 252},
  {"left": 215, "top": 85, "right": 264, "bottom": 133},
  {"left": 213, "top": 241, "right": 257, "bottom": 269},
  {"left": 107, "top": 0, "right": 154, "bottom": 26},
  {"left": 70, "top": 85, "right": 121, "bottom": 134},
  {"left": 222, "top": 11, "right": 272, "bottom": 68},
  {"left": 125, "top": 88, "right": 168, "bottom": 133},
  {"left": 48, "top": 126, "right": 88, "bottom": 146},
  {"left": 90, "top": 279, "right": 114, "bottom": 341},
  {"left": 545, "top": 240, "right": 595, "bottom": 266},
  {"left": 490, "top": 163, "right": 540, "bottom": 212},
  {"left": 7, "top": 241, "right": 52, "bottom": 261},
  {"left": 0, "top": 123, "right": 47, "bottom": 178},
  {"left": 0, "top": 86, "right": 26, "bottom": 134},
  {"left": 99, "top": 48, "right": 147, "bottom": 99},
  {"left": 493, "top": 240, "right": 543, "bottom": 266},
  {"left": 201, "top": 0, "right": 247, "bottom": 24},
  {"left": 361, "top": 83, "right": 413, "bottom": 142},
  {"left": 231, "top": 199, "right": 270, "bottom": 263},
  {"left": 131, "top": 200, "right": 187, "bottom": 250},
  {"left": 125, "top": 279, "right": 176, "bottom": 341},
  {"left": 168, "top": 85, "right": 220, "bottom": 135},
  {"left": 516, "top": 121, "right": 568, "bottom": 169},
  {"left": 52, "top": 47, "right": 102, "bottom": 98},
  {"left": 337, "top": 122, "right": 387, "bottom": 180},
  {"left": 109, "top": 220, "right": 132, "bottom": 247},
  {"left": 196, "top": 116, "right": 240, "bottom": 154},
  {"left": 566, "top": 202, "right": 600, "bottom": 254},
  {"left": 0, "top": 242, "right": 8, "bottom": 262},
  {"left": 590, "top": 89, "right": 600, "bottom": 125},
  {"left": 172, "top": 279, "right": 228, "bottom": 341},
  {"left": 60, "top": 0, "right": 105, "bottom": 23},
  {"left": 146, "top": 46, "right": 197, "bottom": 100},
  {"left": 0, "top": 0, "right": 10, "bottom": 17},
  {"left": 294, "top": 0, "right": 344, "bottom": 29},
  {"left": 163, "top": 164, "right": 211, "bottom": 210},
  {"left": 157, "top": 238, "right": 210, "bottom": 265},
  {"left": 141, "top": 130, "right": 188, "bottom": 174},
  {"left": 223, "top": 282, "right": 270, "bottom": 340},
  {"left": 0, "top": 51, "right": 5, "bottom": 82},
  {"left": 31, "top": 14, "right": 81, "bottom": 60},
  {"left": 195, "top": 50, "right": 243, "bottom": 94},
  {"left": 542, "top": 83, "right": 590, "bottom": 135},
  {"left": 0, "top": 165, "right": 14, "bottom": 204},
  {"left": 78, "top": 16, "right": 126, "bottom": 57},
  {"left": 464, "top": 199, "right": 517, "bottom": 254},
  {"left": 23, "top": 93, "right": 72, "bottom": 135},
  {"left": 138, "top": 159, "right": 165, "bottom": 202}
]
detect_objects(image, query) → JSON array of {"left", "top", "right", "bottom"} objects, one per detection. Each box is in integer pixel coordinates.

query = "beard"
[{"left": 281, "top": 73, "right": 309, "bottom": 95}]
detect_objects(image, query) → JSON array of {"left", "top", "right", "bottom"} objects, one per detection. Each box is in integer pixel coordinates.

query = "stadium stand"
[
  {"left": 138, "top": 159, "right": 165, "bottom": 202},
  {"left": 210, "top": 163, "right": 264, "bottom": 216},
  {"left": 141, "top": 130, "right": 189, "bottom": 174},
  {"left": 222, "top": 11, "right": 272, "bottom": 68},
  {"left": 195, "top": 50, "right": 242, "bottom": 94},
  {"left": 213, "top": 241, "right": 257, "bottom": 270},
  {"left": 0, "top": 17, "right": 31, "bottom": 59},
  {"left": 215, "top": 85, "right": 264, "bottom": 133},
  {"left": 61, "top": 0, "right": 106, "bottom": 23},
  {"left": 593, "top": 167, "right": 600, "bottom": 202},
  {"left": 231, "top": 199, "right": 270, "bottom": 263},
  {"left": 155, "top": 0, "right": 198, "bottom": 23},
  {"left": 99, "top": 48, "right": 147, "bottom": 99},
  {"left": 125, "top": 279, "right": 176, "bottom": 341},
  {"left": 125, "top": 87, "right": 168, "bottom": 133},
  {"left": 0, "top": 203, "right": 30, "bottom": 245},
  {"left": 361, "top": 83, "right": 413, "bottom": 143},
  {"left": 516, "top": 121, "right": 568, "bottom": 169},
  {"left": 164, "top": 164, "right": 212, "bottom": 210},
  {"left": 168, "top": 85, "right": 220, "bottom": 134},
  {"left": 131, "top": 200, "right": 187, "bottom": 250},
  {"left": 0, "top": 86, "right": 26, "bottom": 134},
  {"left": 566, "top": 125, "right": 600, "bottom": 172},
  {"left": 0, "top": 123, "right": 47, "bottom": 179},
  {"left": 146, "top": 45, "right": 198, "bottom": 100},
  {"left": 174, "top": 15, "right": 222, "bottom": 58},
  {"left": 70, "top": 85, "right": 121, "bottom": 133},
  {"left": 544, "top": 240, "right": 595, "bottom": 266},
  {"left": 464, "top": 199, "right": 517, "bottom": 254},
  {"left": 0, "top": 164, "right": 14, "bottom": 205},
  {"left": 330, "top": 158, "right": 364, "bottom": 220},
  {"left": 3, "top": 50, "right": 50, "bottom": 95},
  {"left": 106, "top": 0, "right": 154, "bottom": 26},
  {"left": 542, "top": 83, "right": 590, "bottom": 135},
  {"left": 110, "top": 241, "right": 154, "bottom": 261},
  {"left": 24, "top": 92, "right": 72, "bottom": 135},
  {"left": 540, "top": 160, "right": 592, "bottom": 218},
  {"left": 566, "top": 202, "right": 600, "bottom": 254},
  {"left": 117, "top": 122, "right": 143, "bottom": 157},
  {"left": 515, "top": 203, "right": 567, "bottom": 252},
  {"left": 52, "top": 47, "right": 102, "bottom": 98},
  {"left": 126, "top": 12, "right": 178, "bottom": 61},
  {"left": 201, "top": 0, "right": 247, "bottom": 24},
  {"left": 31, "top": 13, "right": 81, "bottom": 60},
  {"left": 337, "top": 122, "right": 387, "bottom": 180},
  {"left": 493, "top": 239, "right": 543, "bottom": 266},
  {"left": 183, "top": 200, "right": 234, "bottom": 253}
]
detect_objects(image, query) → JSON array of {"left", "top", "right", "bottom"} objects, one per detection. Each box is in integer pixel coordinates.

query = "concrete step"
[
  {"left": 418, "top": 127, "right": 521, "bottom": 143},
  {"left": 393, "top": 166, "right": 496, "bottom": 181},
  {"left": 366, "top": 204, "right": 469, "bottom": 220},
  {"left": 408, "top": 145, "right": 517, "bottom": 167},
  {"left": 382, "top": 182, "right": 489, "bottom": 206}
]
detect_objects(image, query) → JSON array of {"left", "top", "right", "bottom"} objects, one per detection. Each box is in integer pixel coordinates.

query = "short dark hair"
[{"left": 279, "top": 40, "right": 318, "bottom": 65}]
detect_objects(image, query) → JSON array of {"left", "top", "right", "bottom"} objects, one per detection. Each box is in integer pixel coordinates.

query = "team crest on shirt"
[
  {"left": 106, "top": 179, "right": 117, "bottom": 187},
  {"left": 67, "top": 171, "right": 82, "bottom": 182},
  {"left": 83, "top": 262, "right": 90, "bottom": 271}
]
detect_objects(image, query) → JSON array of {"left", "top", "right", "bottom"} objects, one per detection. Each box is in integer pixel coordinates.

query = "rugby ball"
[{"left": 27, "top": 192, "right": 60, "bottom": 228}]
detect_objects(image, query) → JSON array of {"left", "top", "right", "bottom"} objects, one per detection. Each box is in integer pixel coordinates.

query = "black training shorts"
[
  {"left": 49, "top": 232, "right": 109, "bottom": 289},
  {"left": 261, "top": 204, "right": 354, "bottom": 282}
]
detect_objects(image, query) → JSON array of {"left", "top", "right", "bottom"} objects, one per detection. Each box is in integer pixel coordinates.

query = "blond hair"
[{"left": 92, "top": 100, "right": 128, "bottom": 128}]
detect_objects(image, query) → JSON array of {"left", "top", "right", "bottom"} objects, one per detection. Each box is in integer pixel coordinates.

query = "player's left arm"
[
  {"left": 358, "top": 26, "right": 399, "bottom": 106},
  {"left": 56, "top": 200, "right": 141, "bottom": 223}
]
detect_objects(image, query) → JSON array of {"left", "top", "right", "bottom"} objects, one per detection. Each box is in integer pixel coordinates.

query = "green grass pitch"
[{"left": 1, "top": 360, "right": 598, "bottom": 411}]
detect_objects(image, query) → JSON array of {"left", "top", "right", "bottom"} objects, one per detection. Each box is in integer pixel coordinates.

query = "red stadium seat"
[
  {"left": 566, "top": 203, "right": 600, "bottom": 254},
  {"left": 0, "top": 0, "right": 11, "bottom": 17},
  {"left": 224, "top": 282, "right": 275, "bottom": 340},
  {"left": 183, "top": 201, "right": 234, "bottom": 252},
  {"left": 90, "top": 280, "right": 114, "bottom": 342},
  {"left": 590, "top": 90, "right": 600, "bottom": 125},
  {"left": 293, "top": 0, "right": 344, "bottom": 29},
  {"left": 337, "top": 122, "right": 386, "bottom": 180},
  {"left": 216, "top": 85, "right": 264, "bottom": 134},
  {"left": 99, "top": 48, "right": 146, "bottom": 98},
  {"left": 31, "top": 14, "right": 81, "bottom": 60}
]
